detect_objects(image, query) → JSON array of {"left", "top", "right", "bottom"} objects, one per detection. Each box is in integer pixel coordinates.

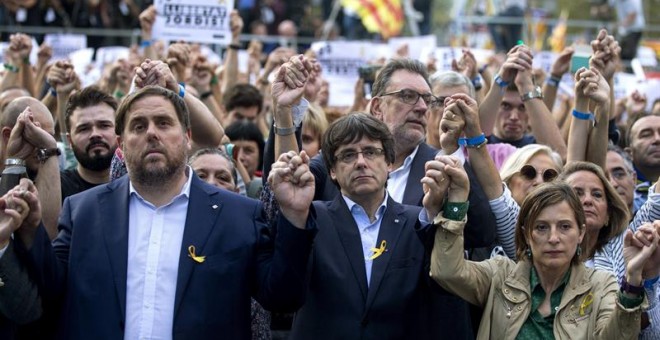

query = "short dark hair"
[
  {"left": 515, "top": 181, "right": 586, "bottom": 264},
  {"left": 371, "top": 58, "right": 430, "bottom": 97},
  {"left": 626, "top": 111, "right": 659, "bottom": 146},
  {"left": 224, "top": 120, "right": 265, "bottom": 172},
  {"left": 115, "top": 86, "right": 190, "bottom": 136},
  {"left": 223, "top": 84, "right": 263, "bottom": 113},
  {"left": 322, "top": 113, "right": 395, "bottom": 174},
  {"left": 65, "top": 86, "right": 118, "bottom": 133}
]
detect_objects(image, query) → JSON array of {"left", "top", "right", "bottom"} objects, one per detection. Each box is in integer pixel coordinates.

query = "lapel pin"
[
  {"left": 368, "top": 240, "right": 388, "bottom": 260},
  {"left": 394, "top": 219, "right": 399, "bottom": 223},
  {"left": 211, "top": 204, "right": 218, "bottom": 209},
  {"left": 188, "top": 245, "right": 206, "bottom": 263}
]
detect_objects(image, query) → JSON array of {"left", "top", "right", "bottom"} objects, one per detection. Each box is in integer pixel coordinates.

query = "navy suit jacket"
[
  {"left": 310, "top": 143, "right": 496, "bottom": 249},
  {"left": 289, "top": 197, "right": 472, "bottom": 340},
  {"left": 18, "top": 174, "right": 316, "bottom": 340}
]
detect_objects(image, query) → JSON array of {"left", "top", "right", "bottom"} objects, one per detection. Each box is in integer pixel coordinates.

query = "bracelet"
[
  {"left": 621, "top": 276, "right": 645, "bottom": 296},
  {"left": 494, "top": 74, "right": 509, "bottom": 88},
  {"left": 3, "top": 63, "right": 19, "bottom": 73},
  {"left": 458, "top": 133, "right": 486, "bottom": 147},
  {"left": 443, "top": 201, "right": 469, "bottom": 221},
  {"left": 545, "top": 76, "right": 561, "bottom": 87},
  {"left": 273, "top": 123, "right": 295, "bottom": 136},
  {"left": 140, "top": 40, "right": 152, "bottom": 48},
  {"left": 22, "top": 57, "right": 30, "bottom": 65},
  {"left": 210, "top": 75, "right": 219, "bottom": 85},
  {"left": 114, "top": 90, "right": 125, "bottom": 98},
  {"left": 645, "top": 276, "right": 660, "bottom": 289},
  {"left": 200, "top": 91, "right": 213, "bottom": 100},
  {"left": 49, "top": 87, "right": 57, "bottom": 97},
  {"left": 572, "top": 109, "right": 595, "bottom": 121},
  {"left": 178, "top": 84, "right": 185, "bottom": 98},
  {"left": 471, "top": 76, "right": 483, "bottom": 91},
  {"left": 228, "top": 43, "right": 241, "bottom": 50}
]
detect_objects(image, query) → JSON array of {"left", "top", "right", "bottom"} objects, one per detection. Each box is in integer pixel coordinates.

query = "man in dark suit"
[
  {"left": 289, "top": 113, "right": 470, "bottom": 339},
  {"left": 5, "top": 85, "right": 317, "bottom": 339}
]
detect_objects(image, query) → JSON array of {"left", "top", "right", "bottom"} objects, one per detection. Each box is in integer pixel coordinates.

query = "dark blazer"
[
  {"left": 289, "top": 196, "right": 472, "bottom": 340},
  {"left": 310, "top": 143, "right": 496, "bottom": 248},
  {"left": 17, "top": 174, "right": 316, "bottom": 340},
  {"left": 0, "top": 242, "right": 42, "bottom": 339}
]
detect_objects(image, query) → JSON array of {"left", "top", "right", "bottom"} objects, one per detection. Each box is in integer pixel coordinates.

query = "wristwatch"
[
  {"left": 36, "top": 147, "right": 61, "bottom": 163},
  {"left": 521, "top": 86, "right": 543, "bottom": 102}
]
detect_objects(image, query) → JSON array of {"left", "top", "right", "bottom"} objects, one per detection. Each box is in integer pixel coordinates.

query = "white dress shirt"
[
  {"left": 343, "top": 194, "right": 388, "bottom": 287},
  {"left": 387, "top": 145, "right": 419, "bottom": 203},
  {"left": 124, "top": 168, "right": 193, "bottom": 340}
]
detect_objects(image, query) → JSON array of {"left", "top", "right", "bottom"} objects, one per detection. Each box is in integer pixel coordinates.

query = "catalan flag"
[
  {"left": 341, "top": 0, "right": 404, "bottom": 39},
  {"left": 548, "top": 10, "right": 568, "bottom": 53}
]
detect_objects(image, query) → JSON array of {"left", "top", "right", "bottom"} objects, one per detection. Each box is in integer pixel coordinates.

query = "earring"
[
  {"left": 576, "top": 245, "right": 582, "bottom": 257},
  {"left": 525, "top": 248, "right": 532, "bottom": 259}
]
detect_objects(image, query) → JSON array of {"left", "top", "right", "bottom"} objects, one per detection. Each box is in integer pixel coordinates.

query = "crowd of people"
[{"left": 0, "top": 2, "right": 659, "bottom": 340}]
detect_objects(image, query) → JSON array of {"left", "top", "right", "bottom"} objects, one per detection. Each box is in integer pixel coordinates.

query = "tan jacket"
[{"left": 430, "top": 216, "right": 646, "bottom": 340}]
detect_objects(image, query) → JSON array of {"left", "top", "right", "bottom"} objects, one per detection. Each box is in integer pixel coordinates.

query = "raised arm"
[
  {"left": 543, "top": 47, "right": 573, "bottom": 113},
  {"left": 479, "top": 45, "right": 533, "bottom": 135},
  {"left": 135, "top": 59, "right": 224, "bottom": 147},
  {"left": 221, "top": 10, "right": 243, "bottom": 95}
]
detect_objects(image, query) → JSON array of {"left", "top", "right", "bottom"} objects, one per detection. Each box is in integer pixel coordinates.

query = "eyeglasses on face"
[
  {"left": 609, "top": 168, "right": 631, "bottom": 181},
  {"left": 335, "top": 147, "right": 386, "bottom": 163},
  {"left": 429, "top": 96, "right": 448, "bottom": 109},
  {"left": 380, "top": 89, "right": 436, "bottom": 107},
  {"left": 520, "top": 164, "right": 558, "bottom": 183}
]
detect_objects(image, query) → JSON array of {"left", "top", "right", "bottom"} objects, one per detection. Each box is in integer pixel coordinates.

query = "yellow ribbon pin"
[
  {"left": 579, "top": 292, "right": 593, "bottom": 316},
  {"left": 188, "top": 245, "right": 206, "bottom": 263},
  {"left": 368, "top": 240, "right": 387, "bottom": 260}
]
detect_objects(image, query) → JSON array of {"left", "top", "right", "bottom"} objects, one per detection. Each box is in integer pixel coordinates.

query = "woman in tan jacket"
[{"left": 426, "top": 156, "right": 657, "bottom": 339}]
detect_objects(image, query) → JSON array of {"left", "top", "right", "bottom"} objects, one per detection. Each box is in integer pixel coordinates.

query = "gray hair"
[
  {"left": 430, "top": 71, "right": 476, "bottom": 99},
  {"left": 607, "top": 144, "right": 635, "bottom": 174}
]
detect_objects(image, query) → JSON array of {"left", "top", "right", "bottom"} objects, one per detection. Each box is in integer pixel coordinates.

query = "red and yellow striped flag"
[{"left": 341, "top": 0, "right": 404, "bottom": 39}]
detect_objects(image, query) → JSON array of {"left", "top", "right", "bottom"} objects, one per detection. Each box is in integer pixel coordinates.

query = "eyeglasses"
[
  {"left": 520, "top": 165, "right": 558, "bottom": 182},
  {"left": 429, "top": 96, "right": 448, "bottom": 109},
  {"left": 336, "top": 147, "right": 385, "bottom": 163},
  {"left": 380, "top": 89, "right": 436, "bottom": 107},
  {"left": 609, "top": 168, "right": 631, "bottom": 181}
]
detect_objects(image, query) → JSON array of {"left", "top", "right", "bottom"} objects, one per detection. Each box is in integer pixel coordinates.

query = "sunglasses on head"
[{"left": 520, "top": 165, "right": 558, "bottom": 183}]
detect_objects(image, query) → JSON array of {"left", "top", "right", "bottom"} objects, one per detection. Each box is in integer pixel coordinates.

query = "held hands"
[
  {"left": 589, "top": 29, "right": 620, "bottom": 81},
  {"left": 272, "top": 54, "right": 313, "bottom": 109},
  {"left": 574, "top": 67, "right": 610, "bottom": 108},
  {"left": 624, "top": 223, "right": 660, "bottom": 284},
  {"left": 7, "top": 107, "right": 57, "bottom": 160},
  {"left": 452, "top": 49, "right": 478, "bottom": 80},
  {"left": 134, "top": 59, "right": 179, "bottom": 93},
  {"left": 550, "top": 47, "right": 574, "bottom": 78},
  {"left": 166, "top": 43, "right": 192, "bottom": 83},
  {"left": 7, "top": 33, "right": 32, "bottom": 63},
  {"left": 47, "top": 61, "right": 80, "bottom": 96},
  {"left": 0, "top": 183, "right": 32, "bottom": 249},
  {"left": 139, "top": 5, "right": 157, "bottom": 36},
  {"left": 422, "top": 155, "right": 469, "bottom": 218},
  {"left": 269, "top": 151, "right": 315, "bottom": 229},
  {"left": 500, "top": 44, "right": 533, "bottom": 84}
]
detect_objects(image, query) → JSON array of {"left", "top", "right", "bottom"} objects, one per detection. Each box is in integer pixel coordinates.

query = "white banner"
[
  {"left": 153, "top": 0, "right": 234, "bottom": 45},
  {"left": 388, "top": 35, "right": 437, "bottom": 61},
  {"left": 312, "top": 41, "right": 388, "bottom": 107},
  {"left": 44, "top": 34, "right": 87, "bottom": 62}
]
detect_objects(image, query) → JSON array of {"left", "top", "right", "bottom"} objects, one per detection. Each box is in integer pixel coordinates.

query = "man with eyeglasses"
[
  {"left": 289, "top": 112, "right": 473, "bottom": 339},
  {"left": 268, "top": 56, "right": 488, "bottom": 338},
  {"left": 606, "top": 144, "right": 638, "bottom": 215}
]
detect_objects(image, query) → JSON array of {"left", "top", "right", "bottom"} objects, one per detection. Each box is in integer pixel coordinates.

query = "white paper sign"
[
  {"left": 44, "top": 34, "right": 87, "bottom": 61},
  {"left": 312, "top": 41, "right": 387, "bottom": 107},
  {"left": 153, "top": 0, "right": 234, "bottom": 45},
  {"left": 95, "top": 46, "right": 130, "bottom": 69},
  {"left": 532, "top": 51, "right": 558, "bottom": 75},
  {"left": 388, "top": 35, "right": 437, "bottom": 61}
]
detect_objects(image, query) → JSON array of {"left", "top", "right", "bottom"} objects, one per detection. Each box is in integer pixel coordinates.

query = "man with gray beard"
[{"left": 60, "top": 86, "right": 119, "bottom": 201}]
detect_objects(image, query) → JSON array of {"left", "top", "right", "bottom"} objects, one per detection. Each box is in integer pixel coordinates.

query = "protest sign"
[
  {"left": 153, "top": 0, "right": 234, "bottom": 45},
  {"left": 312, "top": 41, "right": 387, "bottom": 107},
  {"left": 388, "top": 35, "right": 437, "bottom": 61},
  {"left": 44, "top": 34, "right": 87, "bottom": 62}
]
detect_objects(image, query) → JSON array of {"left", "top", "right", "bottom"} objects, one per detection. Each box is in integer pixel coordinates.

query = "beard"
[
  {"left": 72, "top": 139, "right": 117, "bottom": 172},
  {"left": 124, "top": 140, "right": 188, "bottom": 187}
]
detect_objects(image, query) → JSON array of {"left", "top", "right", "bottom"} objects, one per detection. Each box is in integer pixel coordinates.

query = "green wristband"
[
  {"left": 443, "top": 201, "right": 469, "bottom": 221},
  {"left": 3, "top": 63, "right": 19, "bottom": 73}
]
